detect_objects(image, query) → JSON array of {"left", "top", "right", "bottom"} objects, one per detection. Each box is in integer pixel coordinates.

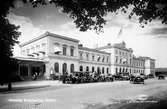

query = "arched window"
[
  {"left": 126, "top": 68, "right": 128, "bottom": 73},
  {"left": 86, "top": 66, "right": 89, "bottom": 72},
  {"left": 92, "top": 66, "right": 95, "bottom": 72},
  {"left": 97, "top": 67, "right": 100, "bottom": 74},
  {"left": 70, "top": 64, "right": 74, "bottom": 73},
  {"left": 116, "top": 68, "right": 118, "bottom": 73},
  {"left": 119, "top": 68, "right": 121, "bottom": 73},
  {"left": 62, "top": 63, "right": 67, "bottom": 74},
  {"left": 102, "top": 67, "right": 104, "bottom": 74},
  {"left": 107, "top": 68, "right": 109, "bottom": 74},
  {"left": 54, "top": 62, "right": 59, "bottom": 73},
  {"left": 80, "top": 66, "right": 83, "bottom": 71}
]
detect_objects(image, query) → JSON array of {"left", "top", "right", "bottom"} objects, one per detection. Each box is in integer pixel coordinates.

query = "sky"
[{"left": 8, "top": 0, "right": 167, "bottom": 68}]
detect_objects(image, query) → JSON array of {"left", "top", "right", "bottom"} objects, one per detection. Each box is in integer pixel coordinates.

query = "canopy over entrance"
[{"left": 14, "top": 56, "right": 47, "bottom": 80}]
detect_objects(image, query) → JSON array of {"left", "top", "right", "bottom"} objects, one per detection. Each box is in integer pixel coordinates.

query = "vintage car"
[
  {"left": 158, "top": 75, "right": 165, "bottom": 80},
  {"left": 130, "top": 76, "right": 144, "bottom": 84},
  {"left": 105, "top": 74, "right": 114, "bottom": 82}
]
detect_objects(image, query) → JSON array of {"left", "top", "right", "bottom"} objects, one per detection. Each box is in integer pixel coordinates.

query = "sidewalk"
[{"left": 0, "top": 80, "right": 62, "bottom": 93}]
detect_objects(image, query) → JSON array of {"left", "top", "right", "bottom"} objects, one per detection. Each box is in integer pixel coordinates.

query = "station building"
[{"left": 14, "top": 31, "right": 155, "bottom": 79}]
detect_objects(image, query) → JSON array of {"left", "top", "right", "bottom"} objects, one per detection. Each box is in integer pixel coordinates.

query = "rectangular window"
[
  {"left": 86, "top": 53, "right": 89, "bottom": 61},
  {"left": 22, "top": 50, "right": 25, "bottom": 56},
  {"left": 36, "top": 45, "right": 40, "bottom": 52},
  {"left": 115, "top": 56, "right": 118, "bottom": 63},
  {"left": 63, "top": 46, "right": 67, "bottom": 55},
  {"left": 26, "top": 49, "right": 30, "bottom": 54},
  {"left": 31, "top": 47, "right": 35, "bottom": 53},
  {"left": 107, "top": 57, "right": 109, "bottom": 62},
  {"left": 80, "top": 52, "right": 83, "bottom": 59},
  {"left": 115, "top": 49, "right": 118, "bottom": 54},
  {"left": 92, "top": 54, "right": 95, "bottom": 61},
  {"left": 41, "top": 43, "right": 46, "bottom": 51},
  {"left": 102, "top": 57, "right": 105, "bottom": 62},
  {"left": 70, "top": 47, "right": 74, "bottom": 56}
]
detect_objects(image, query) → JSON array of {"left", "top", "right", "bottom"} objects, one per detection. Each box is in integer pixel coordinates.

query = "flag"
[{"left": 117, "top": 26, "right": 123, "bottom": 38}]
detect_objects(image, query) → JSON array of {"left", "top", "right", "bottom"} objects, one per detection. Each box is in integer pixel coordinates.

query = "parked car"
[
  {"left": 158, "top": 75, "right": 165, "bottom": 80},
  {"left": 147, "top": 74, "right": 154, "bottom": 78},
  {"left": 105, "top": 74, "right": 114, "bottom": 82},
  {"left": 130, "top": 76, "right": 144, "bottom": 84}
]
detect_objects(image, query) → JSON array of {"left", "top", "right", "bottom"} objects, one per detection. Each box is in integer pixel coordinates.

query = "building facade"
[
  {"left": 96, "top": 41, "right": 155, "bottom": 76},
  {"left": 16, "top": 32, "right": 155, "bottom": 79},
  {"left": 17, "top": 32, "right": 110, "bottom": 79}
]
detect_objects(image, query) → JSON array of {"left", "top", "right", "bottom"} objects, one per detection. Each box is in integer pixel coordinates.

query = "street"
[{"left": 0, "top": 79, "right": 167, "bottom": 109}]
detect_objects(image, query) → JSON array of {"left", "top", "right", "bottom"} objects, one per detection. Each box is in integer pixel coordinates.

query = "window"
[
  {"left": 80, "top": 52, "right": 83, "bottom": 59},
  {"left": 54, "top": 43, "right": 61, "bottom": 54},
  {"left": 86, "top": 53, "right": 89, "bottom": 61},
  {"left": 80, "top": 66, "right": 83, "bottom": 71},
  {"left": 102, "top": 67, "right": 104, "bottom": 74},
  {"left": 22, "top": 50, "right": 25, "bottom": 55},
  {"left": 36, "top": 45, "right": 40, "bottom": 52},
  {"left": 107, "top": 68, "right": 109, "bottom": 74},
  {"left": 97, "top": 56, "right": 101, "bottom": 62},
  {"left": 119, "top": 68, "right": 121, "bottom": 73},
  {"left": 92, "top": 54, "right": 95, "bottom": 61},
  {"left": 119, "top": 51, "right": 121, "bottom": 55},
  {"left": 86, "top": 66, "right": 89, "bottom": 72},
  {"left": 92, "top": 67, "right": 95, "bottom": 72},
  {"left": 107, "top": 57, "right": 109, "bottom": 62},
  {"left": 54, "top": 62, "right": 59, "bottom": 73},
  {"left": 70, "top": 64, "right": 74, "bottom": 73},
  {"left": 97, "top": 67, "right": 100, "bottom": 74},
  {"left": 31, "top": 47, "right": 35, "bottom": 53},
  {"left": 102, "top": 57, "right": 105, "bottom": 62},
  {"left": 62, "top": 63, "right": 67, "bottom": 74},
  {"left": 26, "top": 49, "right": 30, "bottom": 54},
  {"left": 70, "top": 46, "right": 74, "bottom": 56},
  {"left": 115, "top": 56, "right": 118, "bottom": 63},
  {"left": 115, "top": 49, "right": 118, "bottom": 54},
  {"left": 120, "top": 58, "right": 122, "bottom": 64},
  {"left": 63, "top": 46, "right": 67, "bottom": 55},
  {"left": 116, "top": 68, "right": 118, "bottom": 73}
]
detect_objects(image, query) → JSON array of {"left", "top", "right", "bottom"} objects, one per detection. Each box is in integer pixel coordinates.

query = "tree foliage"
[
  {"left": 0, "top": 0, "right": 20, "bottom": 84},
  {"left": 27, "top": 0, "right": 167, "bottom": 32}
]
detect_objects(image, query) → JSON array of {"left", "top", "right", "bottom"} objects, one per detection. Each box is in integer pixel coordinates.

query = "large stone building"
[{"left": 15, "top": 32, "right": 155, "bottom": 79}]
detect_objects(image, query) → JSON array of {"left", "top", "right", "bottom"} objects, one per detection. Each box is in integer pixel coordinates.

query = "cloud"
[
  {"left": 147, "top": 27, "right": 167, "bottom": 36},
  {"left": 7, "top": 12, "right": 46, "bottom": 43},
  {"left": 7, "top": 12, "right": 46, "bottom": 56},
  {"left": 104, "top": 13, "right": 135, "bottom": 29}
]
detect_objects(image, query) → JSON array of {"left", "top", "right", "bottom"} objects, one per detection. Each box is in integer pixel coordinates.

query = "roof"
[
  {"left": 139, "top": 56, "right": 155, "bottom": 61},
  {"left": 13, "top": 56, "right": 47, "bottom": 62},
  {"left": 79, "top": 46, "right": 110, "bottom": 55},
  {"left": 20, "top": 31, "right": 79, "bottom": 47},
  {"left": 96, "top": 42, "right": 133, "bottom": 52}
]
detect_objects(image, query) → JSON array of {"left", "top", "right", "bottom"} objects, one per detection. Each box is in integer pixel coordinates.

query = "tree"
[
  {"left": 0, "top": 0, "right": 20, "bottom": 90},
  {"left": 27, "top": 0, "right": 167, "bottom": 32}
]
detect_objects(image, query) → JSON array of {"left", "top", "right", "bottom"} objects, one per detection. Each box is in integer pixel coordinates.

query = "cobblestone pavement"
[{"left": 0, "top": 78, "right": 167, "bottom": 109}]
